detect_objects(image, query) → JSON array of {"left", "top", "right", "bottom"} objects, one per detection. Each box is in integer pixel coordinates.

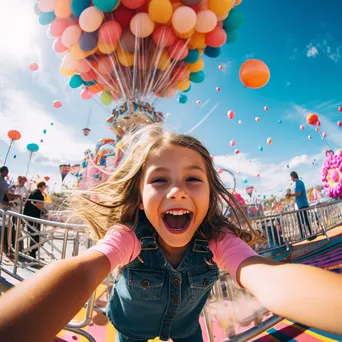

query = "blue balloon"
[
  {"left": 184, "top": 49, "right": 200, "bottom": 64},
  {"left": 71, "top": 0, "right": 91, "bottom": 16},
  {"left": 259, "top": 146, "right": 264, "bottom": 152},
  {"left": 183, "top": 84, "right": 191, "bottom": 93},
  {"left": 178, "top": 94, "right": 188, "bottom": 104},
  {"left": 93, "top": 0, "right": 119, "bottom": 12},
  {"left": 190, "top": 71, "right": 205, "bottom": 83},
  {"left": 39, "top": 11, "right": 56, "bottom": 25},
  {"left": 43, "top": 129, "right": 47, "bottom": 134},
  {"left": 13, "top": 155, "right": 17, "bottom": 159},
  {"left": 223, "top": 8, "right": 245, "bottom": 33},
  {"left": 278, "top": 120, "right": 282, "bottom": 124},
  {"left": 243, "top": 179, "right": 248, "bottom": 184},
  {"left": 79, "top": 31, "right": 98, "bottom": 52},
  {"left": 226, "top": 31, "right": 239, "bottom": 44},
  {"left": 27, "top": 143, "right": 39, "bottom": 152},
  {"left": 69, "top": 74, "right": 83, "bottom": 88},
  {"left": 204, "top": 46, "right": 221, "bottom": 58}
]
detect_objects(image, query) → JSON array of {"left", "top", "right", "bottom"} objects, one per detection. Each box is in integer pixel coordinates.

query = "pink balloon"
[
  {"left": 196, "top": 100, "right": 201, "bottom": 105},
  {"left": 267, "top": 137, "right": 272, "bottom": 144},
  {"left": 80, "top": 89, "right": 92, "bottom": 100},
  {"left": 130, "top": 13, "right": 155, "bottom": 38},
  {"left": 172, "top": 6, "right": 197, "bottom": 34},
  {"left": 79, "top": 6, "right": 103, "bottom": 33},
  {"left": 98, "top": 55, "right": 114, "bottom": 74},
  {"left": 264, "top": 106, "right": 268, "bottom": 111},
  {"left": 299, "top": 125, "right": 304, "bottom": 130},
  {"left": 53, "top": 100, "right": 62, "bottom": 108},
  {"left": 338, "top": 121, "right": 342, "bottom": 127},
  {"left": 315, "top": 127, "right": 319, "bottom": 132},
  {"left": 255, "top": 117, "right": 260, "bottom": 122},
  {"left": 168, "top": 40, "right": 188, "bottom": 60},
  {"left": 122, "top": 0, "right": 145, "bottom": 9},
  {"left": 39, "top": 0, "right": 57, "bottom": 12},
  {"left": 49, "top": 18, "right": 71, "bottom": 38},
  {"left": 338, "top": 106, "right": 342, "bottom": 112},
  {"left": 256, "top": 174, "right": 260, "bottom": 177},
  {"left": 230, "top": 140, "right": 236, "bottom": 147},
  {"left": 227, "top": 110, "right": 234, "bottom": 120},
  {"left": 29, "top": 63, "right": 39, "bottom": 71},
  {"left": 99, "top": 20, "right": 122, "bottom": 44},
  {"left": 308, "top": 135, "right": 312, "bottom": 140},
  {"left": 53, "top": 37, "right": 68, "bottom": 53},
  {"left": 216, "top": 87, "right": 221, "bottom": 91},
  {"left": 322, "top": 132, "right": 327, "bottom": 138},
  {"left": 235, "top": 149, "right": 240, "bottom": 155},
  {"left": 218, "top": 65, "right": 223, "bottom": 70},
  {"left": 152, "top": 25, "right": 176, "bottom": 47},
  {"left": 62, "top": 25, "right": 82, "bottom": 47},
  {"left": 77, "top": 59, "right": 91, "bottom": 73}
]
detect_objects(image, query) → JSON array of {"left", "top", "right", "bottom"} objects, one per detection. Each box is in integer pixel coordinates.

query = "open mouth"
[{"left": 162, "top": 210, "right": 193, "bottom": 234}]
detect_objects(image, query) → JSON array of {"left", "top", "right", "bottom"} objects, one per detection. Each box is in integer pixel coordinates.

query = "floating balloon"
[
  {"left": 8, "top": 130, "right": 21, "bottom": 141},
  {"left": 216, "top": 87, "right": 221, "bottom": 92},
  {"left": 40, "top": 139, "right": 44, "bottom": 143},
  {"left": 338, "top": 107, "right": 342, "bottom": 112},
  {"left": 13, "top": 155, "right": 17, "bottom": 159},
  {"left": 218, "top": 64, "right": 223, "bottom": 70},
  {"left": 338, "top": 121, "right": 342, "bottom": 127},
  {"left": 227, "top": 110, "right": 234, "bottom": 120},
  {"left": 53, "top": 100, "right": 62, "bottom": 108},
  {"left": 27, "top": 143, "right": 39, "bottom": 152},
  {"left": 256, "top": 174, "right": 260, "bottom": 177},
  {"left": 81, "top": 89, "right": 93, "bottom": 100},
  {"left": 239, "top": 59, "right": 270, "bottom": 88},
  {"left": 43, "top": 129, "right": 47, "bottom": 134},
  {"left": 306, "top": 113, "right": 319, "bottom": 126},
  {"left": 317, "top": 120, "right": 321, "bottom": 127},
  {"left": 300, "top": 125, "right": 305, "bottom": 130},
  {"left": 267, "top": 137, "right": 272, "bottom": 144},
  {"left": 178, "top": 94, "right": 188, "bottom": 104},
  {"left": 278, "top": 120, "right": 282, "bottom": 124},
  {"left": 29, "top": 63, "right": 39, "bottom": 71},
  {"left": 308, "top": 135, "right": 313, "bottom": 140},
  {"left": 196, "top": 100, "right": 201, "bottom": 105},
  {"left": 51, "top": 122, "right": 54, "bottom": 126},
  {"left": 264, "top": 106, "right": 268, "bottom": 111},
  {"left": 238, "top": 120, "right": 242, "bottom": 124},
  {"left": 259, "top": 146, "right": 263, "bottom": 152},
  {"left": 255, "top": 117, "right": 260, "bottom": 122},
  {"left": 243, "top": 179, "right": 248, "bottom": 184},
  {"left": 235, "top": 149, "right": 240, "bottom": 155},
  {"left": 230, "top": 140, "right": 236, "bottom": 147},
  {"left": 315, "top": 127, "right": 320, "bottom": 133}
]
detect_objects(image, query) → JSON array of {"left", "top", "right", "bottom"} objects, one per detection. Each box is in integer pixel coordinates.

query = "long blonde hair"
[{"left": 71, "top": 124, "right": 265, "bottom": 246}]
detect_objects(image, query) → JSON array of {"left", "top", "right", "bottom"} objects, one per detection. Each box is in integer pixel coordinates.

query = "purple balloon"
[
  {"left": 181, "top": 0, "right": 202, "bottom": 5},
  {"left": 79, "top": 31, "right": 98, "bottom": 52},
  {"left": 120, "top": 31, "right": 136, "bottom": 54}
]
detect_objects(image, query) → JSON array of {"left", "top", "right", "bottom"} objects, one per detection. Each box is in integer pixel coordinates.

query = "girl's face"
[{"left": 139, "top": 144, "right": 210, "bottom": 249}]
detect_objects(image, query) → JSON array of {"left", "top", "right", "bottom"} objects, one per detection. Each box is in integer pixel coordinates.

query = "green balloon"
[
  {"left": 226, "top": 31, "right": 239, "bottom": 44},
  {"left": 223, "top": 9, "right": 245, "bottom": 33},
  {"left": 100, "top": 91, "right": 112, "bottom": 105}
]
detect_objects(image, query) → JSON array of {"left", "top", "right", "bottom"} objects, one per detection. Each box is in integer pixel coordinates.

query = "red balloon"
[
  {"left": 306, "top": 113, "right": 319, "bottom": 126},
  {"left": 235, "top": 149, "right": 240, "bottom": 155},
  {"left": 338, "top": 107, "right": 342, "bottom": 112},
  {"left": 8, "top": 130, "right": 21, "bottom": 141},
  {"left": 114, "top": 5, "right": 135, "bottom": 28},
  {"left": 338, "top": 121, "right": 342, "bottom": 127},
  {"left": 53, "top": 100, "right": 62, "bottom": 108},
  {"left": 227, "top": 110, "right": 234, "bottom": 120},
  {"left": 29, "top": 63, "right": 39, "bottom": 71},
  {"left": 216, "top": 87, "right": 221, "bottom": 92}
]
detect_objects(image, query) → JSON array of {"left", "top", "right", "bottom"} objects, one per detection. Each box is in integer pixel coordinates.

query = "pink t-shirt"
[{"left": 90, "top": 226, "right": 257, "bottom": 284}]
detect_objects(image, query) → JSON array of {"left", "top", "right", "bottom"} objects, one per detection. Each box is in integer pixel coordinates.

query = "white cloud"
[
  {"left": 306, "top": 44, "right": 319, "bottom": 58},
  {"left": 0, "top": 88, "right": 95, "bottom": 166},
  {"left": 0, "top": 0, "right": 44, "bottom": 70},
  {"left": 214, "top": 152, "right": 324, "bottom": 198}
]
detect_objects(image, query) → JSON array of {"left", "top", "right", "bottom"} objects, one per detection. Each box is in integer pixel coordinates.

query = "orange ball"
[{"left": 239, "top": 59, "right": 270, "bottom": 88}]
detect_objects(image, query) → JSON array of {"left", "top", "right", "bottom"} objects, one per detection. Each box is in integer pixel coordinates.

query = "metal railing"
[{"left": 0, "top": 200, "right": 341, "bottom": 342}]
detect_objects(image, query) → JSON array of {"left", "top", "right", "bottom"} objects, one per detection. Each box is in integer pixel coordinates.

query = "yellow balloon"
[
  {"left": 98, "top": 41, "right": 118, "bottom": 54},
  {"left": 156, "top": 50, "right": 171, "bottom": 71},
  {"left": 175, "top": 78, "right": 190, "bottom": 91},
  {"left": 70, "top": 44, "right": 96, "bottom": 59},
  {"left": 187, "top": 58, "right": 204, "bottom": 72},
  {"left": 117, "top": 48, "right": 134, "bottom": 67},
  {"left": 189, "top": 32, "right": 207, "bottom": 49},
  {"left": 235, "top": 0, "right": 242, "bottom": 5},
  {"left": 60, "top": 65, "right": 75, "bottom": 76},
  {"left": 149, "top": 0, "right": 173, "bottom": 24},
  {"left": 208, "top": 0, "right": 234, "bottom": 16}
]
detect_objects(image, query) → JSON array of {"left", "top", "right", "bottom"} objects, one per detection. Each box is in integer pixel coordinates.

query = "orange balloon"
[
  {"left": 8, "top": 130, "right": 21, "bottom": 141},
  {"left": 306, "top": 113, "right": 319, "bottom": 126},
  {"left": 239, "top": 59, "right": 270, "bottom": 88}
]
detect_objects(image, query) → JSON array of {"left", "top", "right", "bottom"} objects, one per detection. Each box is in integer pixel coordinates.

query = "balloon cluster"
[
  {"left": 322, "top": 150, "right": 342, "bottom": 199},
  {"left": 35, "top": 0, "right": 245, "bottom": 106}
]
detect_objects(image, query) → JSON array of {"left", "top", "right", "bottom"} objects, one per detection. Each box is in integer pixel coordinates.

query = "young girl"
[{"left": 0, "top": 124, "right": 341, "bottom": 342}]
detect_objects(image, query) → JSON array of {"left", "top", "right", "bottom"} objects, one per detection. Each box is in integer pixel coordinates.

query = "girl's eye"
[
  {"left": 187, "top": 177, "right": 201, "bottom": 182},
  {"left": 150, "top": 178, "right": 167, "bottom": 183}
]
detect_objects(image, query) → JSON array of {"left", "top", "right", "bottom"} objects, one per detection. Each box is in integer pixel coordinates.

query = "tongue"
[{"left": 164, "top": 214, "right": 188, "bottom": 229}]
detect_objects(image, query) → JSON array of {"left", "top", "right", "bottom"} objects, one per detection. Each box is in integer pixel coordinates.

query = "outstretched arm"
[
  {"left": 239, "top": 256, "right": 342, "bottom": 334},
  {"left": 0, "top": 226, "right": 141, "bottom": 342},
  {"left": 0, "top": 251, "right": 109, "bottom": 341}
]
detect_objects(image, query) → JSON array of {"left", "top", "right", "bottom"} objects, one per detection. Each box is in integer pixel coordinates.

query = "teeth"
[{"left": 165, "top": 210, "right": 190, "bottom": 215}]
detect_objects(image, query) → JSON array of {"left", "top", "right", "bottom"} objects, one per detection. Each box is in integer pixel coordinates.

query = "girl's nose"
[{"left": 166, "top": 186, "right": 188, "bottom": 200}]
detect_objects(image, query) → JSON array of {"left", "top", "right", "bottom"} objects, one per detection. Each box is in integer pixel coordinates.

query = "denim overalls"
[{"left": 106, "top": 219, "right": 219, "bottom": 341}]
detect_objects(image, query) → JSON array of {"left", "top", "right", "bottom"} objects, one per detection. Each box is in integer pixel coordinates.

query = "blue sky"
[{"left": 0, "top": 0, "right": 341, "bottom": 198}]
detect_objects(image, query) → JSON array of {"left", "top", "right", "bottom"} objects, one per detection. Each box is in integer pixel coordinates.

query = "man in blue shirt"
[{"left": 287, "top": 171, "right": 316, "bottom": 241}]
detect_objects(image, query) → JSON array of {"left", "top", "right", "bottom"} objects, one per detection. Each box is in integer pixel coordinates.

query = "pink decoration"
[
  {"left": 230, "top": 140, "right": 236, "bottom": 147},
  {"left": 300, "top": 125, "right": 304, "bottom": 130},
  {"left": 322, "top": 150, "right": 342, "bottom": 199}
]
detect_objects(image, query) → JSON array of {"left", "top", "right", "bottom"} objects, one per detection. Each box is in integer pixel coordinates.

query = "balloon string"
[
  {"left": 3, "top": 139, "right": 13, "bottom": 165},
  {"left": 25, "top": 152, "right": 33, "bottom": 178}
]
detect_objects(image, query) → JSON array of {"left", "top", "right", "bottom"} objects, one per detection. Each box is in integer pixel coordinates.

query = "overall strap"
[{"left": 193, "top": 239, "right": 216, "bottom": 266}]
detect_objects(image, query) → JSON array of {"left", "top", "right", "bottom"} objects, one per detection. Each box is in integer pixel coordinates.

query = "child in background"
[{"left": 0, "top": 124, "right": 341, "bottom": 342}]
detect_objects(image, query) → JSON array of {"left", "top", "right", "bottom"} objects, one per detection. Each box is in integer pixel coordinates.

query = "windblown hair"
[{"left": 71, "top": 124, "right": 265, "bottom": 247}]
